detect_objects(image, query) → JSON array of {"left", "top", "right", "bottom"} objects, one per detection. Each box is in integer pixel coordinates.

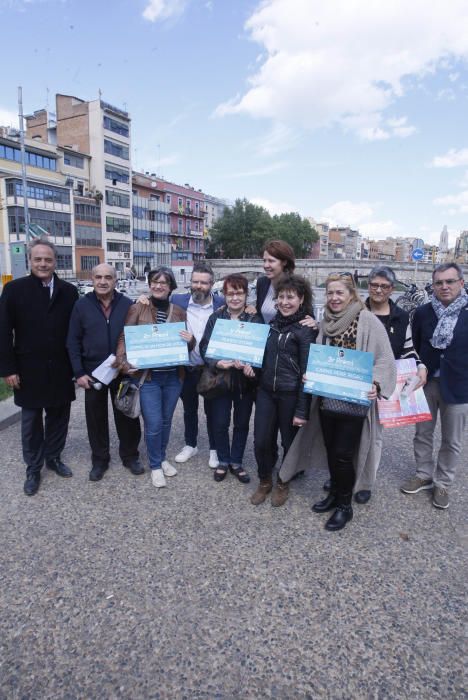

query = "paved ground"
[{"left": 0, "top": 390, "right": 466, "bottom": 699}]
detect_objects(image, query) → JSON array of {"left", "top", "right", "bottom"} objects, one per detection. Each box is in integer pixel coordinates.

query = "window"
[
  {"left": 186, "top": 220, "right": 191, "bottom": 234},
  {"left": 186, "top": 199, "right": 191, "bottom": 212},
  {"left": 6, "top": 179, "right": 70, "bottom": 204},
  {"left": 75, "top": 202, "right": 101, "bottom": 223},
  {"left": 75, "top": 225, "right": 102, "bottom": 247},
  {"left": 0, "top": 144, "right": 56, "bottom": 170},
  {"left": 103, "top": 139, "right": 129, "bottom": 160},
  {"left": 105, "top": 190, "right": 130, "bottom": 208},
  {"left": 105, "top": 163, "right": 130, "bottom": 184},
  {"left": 165, "top": 194, "right": 171, "bottom": 204},
  {"left": 56, "top": 251, "right": 73, "bottom": 270},
  {"left": 107, "top": 241, "right": 131, "bottom": 253},
  {"left": 7, "top": 206, "right": 71, "bottom": 238},
  {"left": 81, "top": 255, "right": 100, "bottom": 271},
  {"left": 178, "top": 218, "right": 183, "bottom": 234},
  {"left": 64, "top": 153, "right": 84, "bottom": 169},
  {"left": 103, "top": 116, "right": 129, "bottom": 137},
  {"left": 106, "top": 216, "right": 131, "bottom": 233}
]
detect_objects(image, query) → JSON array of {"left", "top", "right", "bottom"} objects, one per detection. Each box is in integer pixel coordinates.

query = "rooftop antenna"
[
  {"left": 98, "top": 88, "right": 102, "bottom": 99},
  {"left": 157, "top": 143, "right": 161, "bottom": 177},
  {"left": 45, "top": 86, "right": 50, "bottom": 111},
  {"left": 18, "top": 86, "right": 30, "bottom": 242}
]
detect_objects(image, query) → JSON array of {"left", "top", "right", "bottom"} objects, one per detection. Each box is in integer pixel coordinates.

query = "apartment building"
[
  {"left": 204, "top": 192, "right": 230, "bottom": 233},
  {"left": 132, "top": 172, "right": 171, "bottom": 275},
  {"left": 454, "top": 230, "right": 468, "bottom": 263},
  {"left": 27, "top": 94, "right": 132, "bottom": 276},
  {"left": 0, "top": 128, "right": 73, "bottom": 277}
]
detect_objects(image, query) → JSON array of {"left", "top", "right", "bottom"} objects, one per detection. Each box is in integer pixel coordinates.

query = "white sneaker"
[
  {"left": 161, "top": 460, "right": 177, "bottom": 477},
  {"left": 175, "top": 445, "right": 198, "bottom": 463},
  {"left": 209, "top": 450, "right": 219, "bottom": 469},
  {"left": 151, "top": 469, "right": 167, "bottom": 488}
]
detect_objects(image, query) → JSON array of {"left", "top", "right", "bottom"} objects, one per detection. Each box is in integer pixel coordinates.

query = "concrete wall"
[{"left": 207, "top": 258, "right": 468, "bottom": 287}]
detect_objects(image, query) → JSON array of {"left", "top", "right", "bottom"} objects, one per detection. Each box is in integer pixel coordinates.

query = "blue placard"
[
  {"left": 304, "top": 344, "right": 373, "bottom": 405},
  {"left": 124, "top": 322, "right": 188, "bottom": 369},
  {"left": 412, "top": 247, "right": 424, "bottom": 261},
  {"left": 205, "top": 319, "right": 269, "bottom": 368}
]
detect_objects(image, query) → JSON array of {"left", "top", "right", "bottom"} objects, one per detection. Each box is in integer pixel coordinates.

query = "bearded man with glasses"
[{"left": 401, "top": 262, "right": 468, "bottom": 510}]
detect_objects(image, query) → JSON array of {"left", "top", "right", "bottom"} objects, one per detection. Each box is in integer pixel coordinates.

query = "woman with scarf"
[
  {"left": 116, "top": 266, "right": 195, "bottom": 489},
  {"left": 280, "top": 273, "right": 396, "bottom": 531},
  {"left": 250, "top": 275, "right": 317, "bottom": 508}
]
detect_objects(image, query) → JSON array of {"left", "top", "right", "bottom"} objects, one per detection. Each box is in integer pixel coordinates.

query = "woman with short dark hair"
[{"left": 255, "top": 240, "right": 296, "bottom": 323}]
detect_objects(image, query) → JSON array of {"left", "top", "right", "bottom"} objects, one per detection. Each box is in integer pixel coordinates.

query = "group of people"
[{"left": 0, "top": 237, "right": 466, "bottom": 531}]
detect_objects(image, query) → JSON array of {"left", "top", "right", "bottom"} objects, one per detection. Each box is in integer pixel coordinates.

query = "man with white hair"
[{"left": 67, "top": 263, "right": 142, "bottom": 482}]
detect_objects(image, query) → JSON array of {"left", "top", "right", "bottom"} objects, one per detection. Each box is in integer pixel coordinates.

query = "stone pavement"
[{"left": 0, "top": 390, "right": 466, "bottom": 699}]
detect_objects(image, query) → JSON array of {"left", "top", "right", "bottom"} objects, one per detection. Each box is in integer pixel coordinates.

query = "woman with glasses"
[
  {"left": 280, "top": 273, "right": 396, "bottom": 531},
  {"left": 116, "top": 267, "right": 195, "bottom": 488},
  {"left": 251, "top": 275, "right": 317, "bottom": 507},
  {"left": 199, "top": 274, "right": 262, "bottom": 484}
]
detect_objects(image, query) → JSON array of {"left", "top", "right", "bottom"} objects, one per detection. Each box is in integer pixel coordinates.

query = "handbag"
[
  {"left": 196, "top": 365, "right": 231, "bottom": 400},
  {"left": 320, "top": 396, "right": 370, "bottom": 418},
  {"left": 114, "top": 370, "right": 149, "bottom": 418}
]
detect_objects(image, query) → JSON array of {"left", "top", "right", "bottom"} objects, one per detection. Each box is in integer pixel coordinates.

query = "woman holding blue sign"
[
  {"left": 199, "top": 274, "right": 263, "bottom": 485},
  {"left": 279, "top": 273, "right": 396, "bottom": 531},
  {"left": 116, "top": 267, "right": 195, "bottom": 489},
  {"left": 251, "top": 275, "right": 317, "bottom": 507}
]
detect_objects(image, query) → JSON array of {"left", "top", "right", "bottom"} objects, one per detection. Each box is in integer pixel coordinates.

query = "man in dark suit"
[
  {"left": 171, "top": 262, "right": 224, "bottom": 468},
  {"left": 401, "top": 262, "right": 468, "bottom": 510},
  {"left": 0, "top": 238, "right": 79, "bottom": 495},
  {"left": 66, "top": 263, "right": 142, "bottom": 482}
]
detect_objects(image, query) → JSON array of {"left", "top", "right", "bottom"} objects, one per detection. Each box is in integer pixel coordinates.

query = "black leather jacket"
[{"left": 260, "top": 318, "right": 317, "bottom": 419}]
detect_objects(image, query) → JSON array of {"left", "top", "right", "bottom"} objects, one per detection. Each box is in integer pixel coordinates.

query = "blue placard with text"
[
  {"left": 205, "top": 319, "right": 269, "bottom": 368},
  {"left": 124, "top": 323, "right": 188, "bottom": 369},
  {"left": 304, "top": 344, "right": 373, "bottom": 405}
]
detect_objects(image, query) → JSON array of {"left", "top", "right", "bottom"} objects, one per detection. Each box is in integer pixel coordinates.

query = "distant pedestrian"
[
  {"left": 401, "top": 262, "right": 468, "bottom": 510},
  {"left": 0, "top": 238, "right": 78, "bottom": 496},
  {"left": 353, "top": 269, "right": 359, "bottom": 287},
  {"left": 66, "top": 263, "right": 143, "bottom": 482},
  {"left": 144, "top": 261, "right": 151, "bottom": 284}
]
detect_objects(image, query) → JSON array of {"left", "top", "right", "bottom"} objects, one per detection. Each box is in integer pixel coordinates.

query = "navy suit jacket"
[
  {"left": 412, "top": 299, "right": 468, "bottom": 404},
  {"left": 170, "top": 292, "right": 224, "bottom": 312}
]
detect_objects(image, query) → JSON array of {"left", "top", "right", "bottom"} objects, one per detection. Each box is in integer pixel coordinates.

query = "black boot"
[
  {"left": 24, "top": 468, "right": 41, "bottom": 496},
  {"left": 325, "top": 504, "right": 353, "bottom": 531},
  {"left": 312, "top": 491, "right": 338, "bottom": 513},
  {"left": 46, "top": 457, "right": 72, "bottom": 478}
]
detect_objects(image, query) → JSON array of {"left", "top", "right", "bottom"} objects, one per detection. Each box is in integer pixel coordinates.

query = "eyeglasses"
[
  {"left": 369, "top": 282, "right": 392, "bottom": 291},
  {"left": 150, "top": 281, "right": 169, "bottom": 287},
  {"left": 433, "top": 278, "right": 461, "bottom": 287},
  {"left": 225, "top": 292, "right": 246, "bottom": 299}
]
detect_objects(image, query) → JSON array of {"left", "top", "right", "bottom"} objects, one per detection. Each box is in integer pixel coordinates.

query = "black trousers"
[
  {"left": 319, "top": 410, "right": 365, "bottom": 504},
  {"left": 85, "top": 378, "right": 141, "bottom": 468},
  {"left": 254, "top": 387, "right": 299, "bottom": 481},
  {"left": 21, "top": 403, "right": 71, "bottom": 472}
]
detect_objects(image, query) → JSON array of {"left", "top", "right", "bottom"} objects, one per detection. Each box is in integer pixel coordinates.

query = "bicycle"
[{"left": 395, "top": 281, "right": 429, "bottom": 323}]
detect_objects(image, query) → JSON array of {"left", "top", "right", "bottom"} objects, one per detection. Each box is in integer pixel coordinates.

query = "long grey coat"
[{"left": 279, "top": 308, "right": 397, "bottom": 492}]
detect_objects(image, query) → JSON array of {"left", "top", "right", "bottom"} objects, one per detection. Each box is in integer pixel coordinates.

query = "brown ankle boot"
[
  {"left": 271, "top": 479, "right": 289, "bottom": 507},
  {"left": 250, "top": 478, "right": 273, "bottom": 505}
]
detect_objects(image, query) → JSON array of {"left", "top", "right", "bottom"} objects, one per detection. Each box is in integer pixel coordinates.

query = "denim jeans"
[
  {"left": 180, "top": 366, "right": 216, "bottom": 449},
  {"left": 139, "top": 370, "right": 182, "bottom": 470},
  {"left": 211, "top": 388, "right": 254, "bottom": 467}
]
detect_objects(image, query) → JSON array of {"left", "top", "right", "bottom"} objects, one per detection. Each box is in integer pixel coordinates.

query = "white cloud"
[
  {"left": 227, "top": 161, "right": 287, "bottom": 178},
  {"left": 142, "top": 0, "right": 188, "bottom": 23},
  {"left": 251, "top": 197, "right": 296, "bottom": 215},
  {"left": 0, "top": 106, "right": 18, "bottom": 128},
  {"left": 433, "top": 190, "right": 468, "bottom": 214},
  {"left": 321, "top": 200, "right": 400, "bottom": 239},
  {"left": 249, "top": 122, "right": 299, "bottom": 157},
  {"left": 431, "top": 148, "right": 468, "bottom": 168},
  {"left": 215, "top": 0, "right": 468, "bottom": 140}
]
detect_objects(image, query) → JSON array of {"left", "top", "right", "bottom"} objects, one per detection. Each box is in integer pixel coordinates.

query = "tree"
[
  {"left": 206, "top": 199, "right": 272, "bottom": 258},
  {"left": 206, "top": 199, "right": 318, "bottom": 259}
]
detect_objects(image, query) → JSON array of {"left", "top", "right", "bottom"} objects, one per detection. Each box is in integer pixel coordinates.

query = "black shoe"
[
  {"left": 323, "top": 478, "right": 331, "bottom": 491},
  {"left": 46, "top": 458, "right": 73, "bottom": 478},
  {"left": 214, "top": 466, "right": 229, "bottom": 482},
  {"left": 89, "top": 464, "right": 108, "bottom": 482},
  {"left": 123, "top": 459, "right": 145, "bottom": 476},
  {"left": 354, "top": 490, "right": 371, "bottom": 504},
  {"left": 325, "top": 505, "right": 353, "bottom": 531},
  {"left": 312, "top": 492, "right": 338, "bottom": 513},
  {"left": 24, "top": 471, "right": 41, "bottom": 496}
]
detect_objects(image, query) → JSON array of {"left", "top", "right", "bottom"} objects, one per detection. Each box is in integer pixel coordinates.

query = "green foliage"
[
  {"left": 206, "top": 198, "right": 318, "bottom": 259},
  {"left": 0, "top": 378, "right": 13, "bottom": 402}
]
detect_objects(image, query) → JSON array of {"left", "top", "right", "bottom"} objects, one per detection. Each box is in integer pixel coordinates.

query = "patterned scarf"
[
  {"left": 430, "top": 289, "right": 467, "bottom": 349},
  {"left": 323, "top": 300, "right": 363, "bottom": 338},
  {"left": 271, "top": 308, "right": 307, "bottom": 331}
]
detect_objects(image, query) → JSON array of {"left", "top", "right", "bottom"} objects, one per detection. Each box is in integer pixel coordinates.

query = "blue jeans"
[
  {"left": 211, "top": 388, "right": 254, "bottom": 467},
  {"left": 139, "top": 370, "right": 182, "bottom": 470}
]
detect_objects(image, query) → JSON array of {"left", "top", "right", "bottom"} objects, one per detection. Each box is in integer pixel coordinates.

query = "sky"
[{"left": 1, "top": 0, "right": 467, "bottom": 247}]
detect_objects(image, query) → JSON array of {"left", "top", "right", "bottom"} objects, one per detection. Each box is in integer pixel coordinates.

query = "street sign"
[{"left": 412, "top": 248, "right": 424, "bottom": 261}]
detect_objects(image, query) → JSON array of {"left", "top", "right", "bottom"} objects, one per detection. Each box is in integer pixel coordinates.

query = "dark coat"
[
  {"left": 66, "top": 291, "right": 134, "bottom": 378},
  {"left": 365, "top": 297, "right": 410, "bottom": 359},
  {"left": 199, "top": 306, "right": 263, "bottom": 394},
  {"left": 255, "top": 275, "right": 271, "bottom": 321},
  {"left": 0, "top": 274, "right": 79, "bottom": 408},
  {"left": 412, "top": 300, "right": 468, "bottom": 404},
  {"left": 170, "top": 291, "right": 225, "bottom": 312}
]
